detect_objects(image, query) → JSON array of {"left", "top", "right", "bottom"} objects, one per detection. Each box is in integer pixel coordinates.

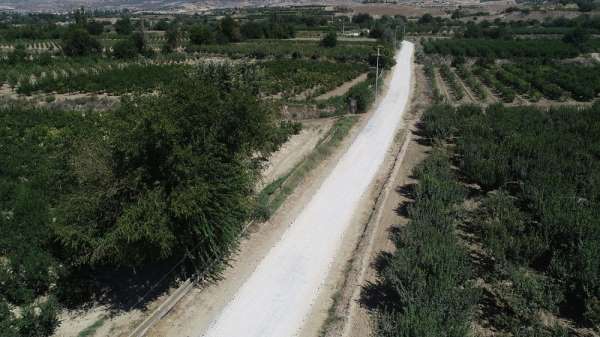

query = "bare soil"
[
  {"left": 454, "top": 70, "right": 477, "bottom": 104},
  {"left": 435, "top": 68, "right": 452, "bottom": 103},
  {"left": 315, "top": 73, "right": 368, "bottom": 101},
  {"left": 260, "top": 119, "right": 334, "bottom": 189}
]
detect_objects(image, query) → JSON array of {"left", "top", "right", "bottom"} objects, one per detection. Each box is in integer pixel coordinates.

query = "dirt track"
[{"left": 198, "top": 41, "right": 414, "bottom": 337}]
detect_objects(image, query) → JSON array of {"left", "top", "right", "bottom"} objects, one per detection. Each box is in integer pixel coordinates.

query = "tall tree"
[
  {"left": 54, "top": 65, "right": 278, "bottom": 267},
  {"left": 61, "top": 27, "right": 101, "bottom": 56},
  {"left": 115, "top": 16, "right": 133, "bottom": 35}
]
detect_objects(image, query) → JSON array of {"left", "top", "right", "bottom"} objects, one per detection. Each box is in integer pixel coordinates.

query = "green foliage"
[
  {"left": 372, "top": 150, "right": 477, "bottom": 337},
  {"left": 563, "top": 26, "right": 591, "bottom": 47},
  {"left": 320, "top": 32, "right": 337, "bottom": 48},
  {"left": 422, "top": 103, "right": 600, "bottom": 326},
  {"left": 86, "top": 20, "right": 104, "bottom": 36},
  {"left": 260, "top": 59, "right": 367, "bottom": 98},
  {"left": 456, "top": 64, "right": 486, "bottom": 100},
  {"left": 424, "top": 38, "right": 600, "bottom": 59},
  {"left": 53, "top": 64, "right": 280, "bottom": 267},
  {"left": 16, "top": 297, "right": 59, "bottom": 337},
  {"left": 189, "top": 24, "right": 215, "bottom": 45},
  {"left": 255, "top": 116, "right": 356, "bottom": 221},
  {"left": 18, "top": 63, "right": 187, "bottom": 95},
  {"left": 346, "top": 78, "right": 373, "bottom": 113},
  {"left": 501, "top": 62, "right": 600, "bottom": 102},
  {"left": 473, "top": 65, "right": 516, "bottom": 103},
  {"left": 186, "top": 40, "right": 378, "bottom": 63},
  {"left": 112, "top": 38, "right": 138, "bottom": 59},
  {"left": 240, "top": 19, "right": 295, "bottom": 40},
  {"left": 115, "top": 17, "right": 133, "bottom": 35},
  {"left": 61, "top": 27, "right": 101, "bottom": 57},
  {"left": 424, "top": 63, "right": 443, "bottom": 103},
  {"left": 439, "top": 64, "right": 464, "bottom": 101},
  {"left": 219, "top": 16, "right": 241, "bottom": 43}
]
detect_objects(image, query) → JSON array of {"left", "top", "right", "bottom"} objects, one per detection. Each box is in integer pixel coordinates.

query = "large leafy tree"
[
  {"left": 54, "top": 65, "right": 277, "bottom": 267},
  {"left": 115, "top": 16, "right": 133, "bottom": 35},
  {"left": 189, "top": 24, "right": 214, "bottom": 45},
  {"left": 61, "top": 27, "right": 101, "bottom": 57}
]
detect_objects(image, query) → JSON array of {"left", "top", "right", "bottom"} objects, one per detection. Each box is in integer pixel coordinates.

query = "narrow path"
[
  {"left": 454, "top": 69, "right": 477, "bottom": 103},
  {"left": 434, "top": 68, "right": 452, "bottom": 103},
  {"left": 315, "top": 73, "right": 368, "bottom": 101},
  {"left": 200, "top": 42, "right": 415, "bottom": 337}
]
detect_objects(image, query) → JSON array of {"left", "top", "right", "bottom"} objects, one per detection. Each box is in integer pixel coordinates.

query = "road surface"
[{"left": 201, "top": 41, "right": 414, "bottom": 337}]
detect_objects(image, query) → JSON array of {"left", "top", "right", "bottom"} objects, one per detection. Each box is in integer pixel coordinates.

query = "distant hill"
[{"left": 0, "top": 0, "right": 358, "bottom": 13}]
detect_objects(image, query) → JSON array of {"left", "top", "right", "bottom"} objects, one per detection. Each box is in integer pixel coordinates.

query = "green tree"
[
  {"left": 219, "top": 16, "right": 241, "bottom": 43},
  {"left": 563, "top": 26, "right": 590, "bottom": 47},
  {"left": 86, "top": 20, "right": 104, "bottom": 35},
  {"left": 320, "top": 32, "right": 337, "bottom": 48},
  {"left": 165, "top": 25, "right": 179, "bottom": 50},
  {"left": 189, "top": 24, "right": 214, "bottom": 45},
  {"left": 112, "top": 38, "right": 138, "bottom": 59},
  {"left": 6, "top": 44, "right": 27, "bottom": 65},
  {"left": 61, "top": 27, "right": 101, "bottom": 56},
  {"left": 54, "top": 65, "right": 278, "bottom": 267},
  {"left": 241, "top": 21, "right": 264, "bottom": 39},
  {"left": 17, "top": 298, "right": 59, "bottom": 337},
  {"left": 153, "top": 18, "right": 170, "bottom": 31},
  {"left": 115, "top": 16, "right": 133, "bottom": 35},
  {"left": 0, "top": 300, "right": 18, "bottom": 337}
]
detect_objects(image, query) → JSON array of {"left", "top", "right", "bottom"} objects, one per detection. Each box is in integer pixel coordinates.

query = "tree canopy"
[
  {"left": 61, "top": 27, "right": 101, "bottom": 57},
  {"left": 53, "top": 64, "right": 279, "bottom": 267}
]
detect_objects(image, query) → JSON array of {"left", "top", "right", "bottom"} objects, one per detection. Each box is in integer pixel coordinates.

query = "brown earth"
[{"left": 315, "top": 73, "right": 368, "bottom": 101}]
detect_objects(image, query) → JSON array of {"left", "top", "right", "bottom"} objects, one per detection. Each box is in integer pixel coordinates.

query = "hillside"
[{"left": 0, "top": 0, "right": 357, "bottom": 12}]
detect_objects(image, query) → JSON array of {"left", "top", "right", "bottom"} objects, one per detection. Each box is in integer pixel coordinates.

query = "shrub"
[
  {"left": 371, "top": 150, "right": 477, "bottom": 337},
  {"left": 61, "top": 27, "right": 101, "bottom": 57},
  {"left": 112, "top": 39, "right": 138, "bottom": 59},
  {"left": 346, "top": 80, "right": 373, "bottom": 113},
  {"left": 320, "top": 32, "right": 337, "bottom": 48}
]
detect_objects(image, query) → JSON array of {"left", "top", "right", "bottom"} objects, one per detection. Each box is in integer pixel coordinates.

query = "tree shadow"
[
  {"left": 58, "top": 256, "right": 194, "bottom": 312},
  {"left": 412, "top": 121, "right": 433, "bottom": 146},
  {"left": 56, "top": 245, "right": 246, "bottom": 314}
]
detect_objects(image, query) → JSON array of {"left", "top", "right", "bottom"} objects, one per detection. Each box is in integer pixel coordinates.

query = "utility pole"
[{"left": 375, "top": 46, "right": 380, "bottom": 98}]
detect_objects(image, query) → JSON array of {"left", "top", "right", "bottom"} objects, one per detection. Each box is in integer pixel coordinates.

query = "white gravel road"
[{"left": 201, "top": 41, "right": 414, "bottom": 337}]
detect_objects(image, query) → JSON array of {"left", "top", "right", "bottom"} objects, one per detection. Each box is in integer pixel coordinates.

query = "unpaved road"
[{"left": 201, "top": 41, "right": 414, "bottom": 337}]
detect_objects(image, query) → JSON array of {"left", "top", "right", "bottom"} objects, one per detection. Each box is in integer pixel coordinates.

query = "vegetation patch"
[
  {"left": 255, "top": 116, "right": 358, "bottom": 220},
  {"left": 420, "top": 103, "right": 600, "bottom": 334}
]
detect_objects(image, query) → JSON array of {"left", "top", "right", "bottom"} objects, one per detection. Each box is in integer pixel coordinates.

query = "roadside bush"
[
  {"left": 320, "top": 32, "right": 337, "bottom": 48},
  {"left": 346, "top": 80, "right": 373, "bottom": 113},
  {"left": 372, "top": 150, "right": 477, "bottom": 337}
]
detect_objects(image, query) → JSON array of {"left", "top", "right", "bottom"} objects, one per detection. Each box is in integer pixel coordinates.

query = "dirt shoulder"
[{"left": 260, "top": 119, "right": 335, "bottom": 189}]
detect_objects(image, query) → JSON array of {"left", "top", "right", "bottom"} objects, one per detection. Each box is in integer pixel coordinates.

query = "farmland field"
[
  {"left": 3, "top": 4, "right": 600, "bottom": 337},
  {"left": 0, "top": 6, "right": 402, "bottom": 337}
]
